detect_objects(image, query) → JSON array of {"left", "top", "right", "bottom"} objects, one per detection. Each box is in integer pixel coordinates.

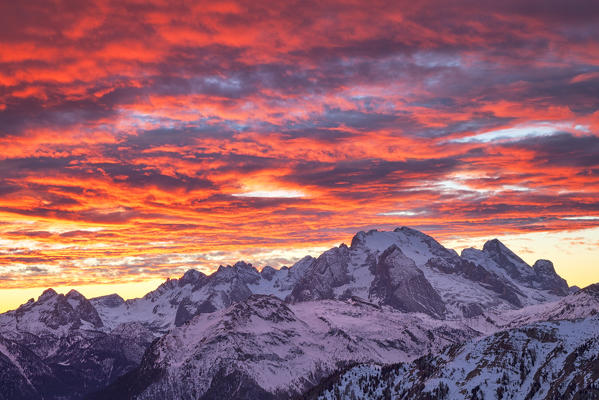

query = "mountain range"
[{"left": 0, "top": 227, "right": 596, "bottom": 399}]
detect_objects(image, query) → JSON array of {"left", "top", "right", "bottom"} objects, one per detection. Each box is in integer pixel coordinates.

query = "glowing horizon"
[
  {"left": 1, "top": 1, "right": 598, "bottom": 311},
  {"left": 1, "top": 226, "right": 598, "bottom": 313}
]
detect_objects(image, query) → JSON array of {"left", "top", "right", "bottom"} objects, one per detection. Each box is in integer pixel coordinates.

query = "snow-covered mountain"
[
  {"left": 311, "top": 314, "right": 599, "bottom": 400},
  {"left": 309, "top": 285, "right": 599, "bottom": 399},
  {"left": 91, "top": 283, "right": 599, "bottom": 400},
  {"left": 500, "top": 283, "right": 599, "bottom": 327},
  {"left": 0, "top": 288, "right": 103, "bottom": 338},
  {"left": 0, "top": 289, "right": 154, "bottom": 399},
  {"left": 0, "top": 226, "right": 592, "bottom": 400},
  {"left": 88, "top": 227, "right": 574, "bottom": 334},
  {"left": 89, "top": 295, "right": 479, "bottom": 400},
  {"left": 286, "top": 227, "right": 571, "bottom": 318},
  {"left": 90, "top": 257, "right": 315, "bottom": 333}
]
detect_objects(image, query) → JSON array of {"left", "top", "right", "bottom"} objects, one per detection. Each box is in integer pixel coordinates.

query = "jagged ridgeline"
[{"left": 0, "top": 227, "right": 597, "bottom": 400}]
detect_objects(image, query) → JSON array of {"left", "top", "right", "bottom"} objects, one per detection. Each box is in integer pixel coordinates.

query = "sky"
[{"left": 1, "top": 0, "right": 598, "bottom": 312}]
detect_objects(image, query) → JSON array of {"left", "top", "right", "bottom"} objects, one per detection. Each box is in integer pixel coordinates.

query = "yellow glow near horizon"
[
  {"left": 0, "top": 279, "right": 166, "bottom": 313},
  {"left": 1, "top": 228, "right": 597, "bottom": 314},
  {"left": 443, "top": 227, "right": 599, "bottom": 289}
]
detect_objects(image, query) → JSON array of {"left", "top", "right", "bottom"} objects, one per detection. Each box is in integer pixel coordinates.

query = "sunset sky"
[{"left": 1, "top": 0, "right": 598, "bottom": 311}]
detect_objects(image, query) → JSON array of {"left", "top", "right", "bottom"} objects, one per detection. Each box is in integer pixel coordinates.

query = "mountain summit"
[{"left": 1, "top": 227, "right": 591, "bottom": 400}]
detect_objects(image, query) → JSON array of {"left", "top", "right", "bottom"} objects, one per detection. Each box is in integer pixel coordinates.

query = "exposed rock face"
[
  {"left": 83, "top": 227, "right": 574, "bottom": 330},
  {"left": 462, "top": 239, "right": 570, "bottom": 307},
  {"left": 260, "top": 266, "right": 277, "bottom": 281},
  {"left": 91, "top": 294, "right": 125, "bottom": 308},
  {"left": 287, "top": 245, "right": 351, "bottom": 302},
  {"left": 479, "top": 239, "right": 569, "bottom": 295},
  {"left": 482, "top": 238, "right": 536, "bottom": 281},
  {"left": 173, "top": 297, "right": 219, "bottom": 327},
  {"left": 89, "top": 260, "right": 304, "bottom": 333},
  {"left": 532, "top": 259, "right": 569, "bottom": 295},
  {"left": 476, "top": 240, "right": 570, "bottom": 296},
  {"left": 370, "top": 245, "right": 446, "bottom": 318},
  {"left": 582, "top": 283, "right": 599, "bottom": 297},
  {"left": 65, "top": 290, "right": 104, "bottom": 328},
  {"left": 178, "top": 269, "right": 207, "bottom": 287},
  {"left": 174, "top": 298, "right": 196, "bottom": 327}
]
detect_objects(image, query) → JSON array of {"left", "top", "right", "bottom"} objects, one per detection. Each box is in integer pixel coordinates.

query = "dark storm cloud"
[
  {"left": 286, "top": 158, "right": 462, "bottom": 188},
  {"left": 92, "top": 163, "right": 214, "bottom": 192},
  {"left": 506, "top": 133, "right": 599, "bottom": 168}
]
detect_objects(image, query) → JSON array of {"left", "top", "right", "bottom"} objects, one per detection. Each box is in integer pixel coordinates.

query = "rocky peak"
[
  {"left": 179, "top": 269, "right": 206, "bottom": 286},
  {"left": 394, "top": 226, "right": 427, "bottom": 237},
  {"left": 64, "top": 290, "right": 104, "bottom": 327},
  {"left": 286, "top": 245, "right": 350, "bottom": 303},
  {"left": 482, "top": 238, "right": 510, "bottom": 254},
  {"left": 579, "top": 283, "right": 599, "bottom": 298},
  {"left": 351, "top": 227, "right": 457, "bottom": 266},
  {"left": 216, "top": 261, "right": 251, "bottom": 271},
  {"left": 233, "top": 260, "right": 256, "bottom": 271},
  {"left": 145, "top": 269, "right": 208, "bottom": 300},
  {"left": 395, "top": 227, "right": 458, "bottom": 257},
  {"left": 147, "top": 278, "right": 178, "bottom": 298},
  {"left": 532, "top": 261, "right": 569, "bottom": 295},
  {"left": 482, "top": 239, "right": 529, "bottom": 269},
  {"left": 464, "top": 241, "right": 570, "bottom": 299},
  {"left": 65, "top": 289, "right": 85, "bottom": 301},
  {"left": 38, "top": 288, "right": 58, "bottom": 302},
  {"left": 482, "top": 238, "right": 535, "bottom": 280},
  {"left": 14, "top": 288, "right": 104, "bottom": 332},
  {"left": 91, "top": 293, "right": 125, "bottom": 308},
  {"left": 214, "top": 261, "right": 260, "bottom": 284},
  {"left": 260, "top": 265, "right": 277, "bottom": 281},
  {"left": 350, "top": 228, "right": 394, "bottom": 250},
  {"left": 350, "top": 230, "right": 368, "bottom": 249},
  {"left": 532, "top": 259, "right": 556, "bottom": 275}
]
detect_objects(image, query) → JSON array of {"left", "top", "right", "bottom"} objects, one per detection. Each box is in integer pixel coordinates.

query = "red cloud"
[{"left": 0, "top": 0, "right": 597, "bottom": 288}]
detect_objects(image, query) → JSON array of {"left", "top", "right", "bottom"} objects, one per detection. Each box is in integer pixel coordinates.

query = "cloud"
[
  {"left": 0, "top": 0, "right": 598, "bottom": 288},
  {"left": 505, "top": 133, "right": 599, "bottom": 168},
  {"left": 285, "top": 158, "right": 462, "bottom": 189}
]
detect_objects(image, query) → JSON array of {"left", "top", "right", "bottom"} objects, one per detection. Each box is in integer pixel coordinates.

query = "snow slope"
[
  {"left": 95, "top": 283, "right": 599, "bottom": 400},
  {"left": 91, "top": 295, "right": 480, "bottom": 400},
  {"left": 313, "top": 315, "right": 599, "bottom": 400}
]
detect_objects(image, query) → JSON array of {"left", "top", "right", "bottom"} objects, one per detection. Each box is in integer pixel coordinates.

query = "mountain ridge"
[
  {"left": 1, "top": 226, "right": 594, "bottom": 400},
  {"left": 2, "top": 227, "right": 575, "bottom": 335}
]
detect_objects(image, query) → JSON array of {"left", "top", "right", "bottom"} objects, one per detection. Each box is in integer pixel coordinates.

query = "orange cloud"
[{"left": 0, "top": 0, "right": 597, "bottom": 294}]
